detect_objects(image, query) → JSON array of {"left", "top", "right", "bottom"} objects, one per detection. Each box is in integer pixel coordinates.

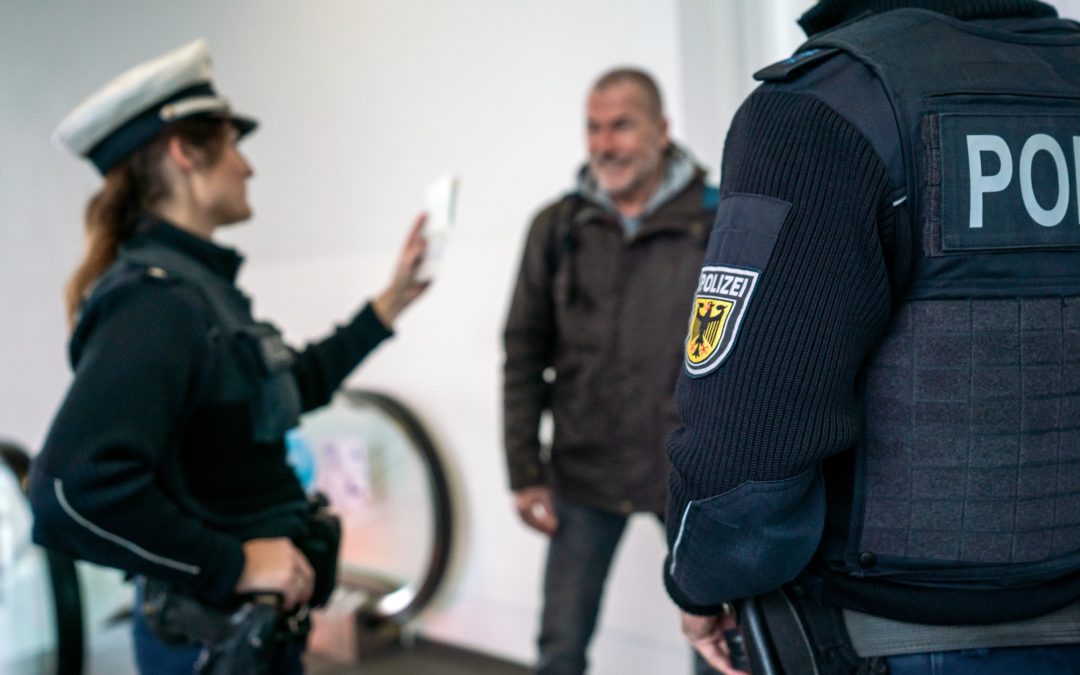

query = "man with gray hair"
[{"left": 503, "top": 67, "right": 718, "bottom": 674}]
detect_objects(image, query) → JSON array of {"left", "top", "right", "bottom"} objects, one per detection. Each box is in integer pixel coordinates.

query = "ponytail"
[{"left": 65, "top": 162, "right": 142, "bottom": 326}]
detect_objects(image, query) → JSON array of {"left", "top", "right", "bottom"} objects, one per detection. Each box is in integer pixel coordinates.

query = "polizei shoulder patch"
[{"left": 685, "top": 265, "right": 759, "bottom": 377}]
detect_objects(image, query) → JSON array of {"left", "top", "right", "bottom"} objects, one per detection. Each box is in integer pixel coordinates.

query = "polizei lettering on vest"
[
  {"left": 938, "top": 114, "right": 1080, "bottom": 252},
  {"left": 696, "top": 271, "right": 750, "bottom": 298},
  {"left": 967, "top": 133, "right": 1077, "bottom": 229}
]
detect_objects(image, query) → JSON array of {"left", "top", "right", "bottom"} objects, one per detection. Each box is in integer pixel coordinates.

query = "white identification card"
[{"left": 417, "top": 174, "right": 459, "bottom": 281}]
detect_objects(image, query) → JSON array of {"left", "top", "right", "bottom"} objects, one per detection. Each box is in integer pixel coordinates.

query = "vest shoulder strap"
[
  {"left": 118, "top": 242, "right": 252, "bottom": 335},
  {"left": 753, "top": 47, "right": 843, "bottom": 83}
]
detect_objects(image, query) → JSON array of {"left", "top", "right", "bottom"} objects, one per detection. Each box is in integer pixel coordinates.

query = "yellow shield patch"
[
  {"left": 686, "top": 297, "right": 733, "bottom": 365},
  {"left": 683, "top": 265, "right": 760, "bottom": 377}
]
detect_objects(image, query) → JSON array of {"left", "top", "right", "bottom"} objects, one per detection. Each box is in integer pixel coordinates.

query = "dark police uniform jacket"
[
  {"left": 664, "top": 0, "right": 1080, "bottom": 628},
  {"left": 29, "top": 219, "right": 391, "bottom": 602}
]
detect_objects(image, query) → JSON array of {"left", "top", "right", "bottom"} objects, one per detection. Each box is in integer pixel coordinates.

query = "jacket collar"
[
  {"left": 798, "top": 0, "right": 1058, "bottom": 36},
  {"left": 574, "top": 143, "right": 709, "bottom": 238},
  {"left": 130, "top": 216, "right": 244, "bottom": 283},
  {"left": 578, "top": 144, "right": 699, "bottom": 214}
]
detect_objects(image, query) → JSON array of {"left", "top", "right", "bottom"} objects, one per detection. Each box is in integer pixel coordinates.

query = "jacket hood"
[{"left": 576, "top": 142, "right": 702, "bottom": 221}]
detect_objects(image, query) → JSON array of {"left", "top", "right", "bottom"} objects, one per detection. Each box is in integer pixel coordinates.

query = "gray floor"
[
  {"left": 11, "top": 633, "right": 530, "bottom": 675},
  {"left": 307, "top": 637, "right": 531, "bottom": 675}
]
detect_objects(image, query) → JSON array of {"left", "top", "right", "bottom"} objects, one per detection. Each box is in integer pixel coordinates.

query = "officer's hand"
[
  {"left": 373, "top": 213, "right": 430, "bottom": 328},
  {"left": 681, "top": 610, "right": 748, "bottom": 675},
  {"left": 513, "top": 485, "right": 558, "bottom": 536},
  {"left": 236, "top": 537, "right": 315, "bottom": 610}
]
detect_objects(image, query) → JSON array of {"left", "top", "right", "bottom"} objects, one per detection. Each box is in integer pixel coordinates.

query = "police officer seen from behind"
[
  {"left": 503, "top": 68, "right": 717, "bottom": 674},
  {"left": 664, "top": 1, "right": 1080, "bottom": 673},
  {"left": 29, "top": 40, "right": 428, "bottom": 673}
]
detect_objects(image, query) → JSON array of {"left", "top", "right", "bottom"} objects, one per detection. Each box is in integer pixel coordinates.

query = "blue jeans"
[
  {"left": 536, "top": 497, "right": 628, "bottom": 675},
  {"left": 132, "top": 591, "right": 202, "bottom": 674},
  {"left": 535, "top": 497, "right": 720, "bottom": 675},
  {"left": 887, "top": 645, "right": 1080, "bottom": 674}
]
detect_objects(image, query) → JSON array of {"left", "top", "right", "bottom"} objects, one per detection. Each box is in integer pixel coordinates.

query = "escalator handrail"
[{"left": 339, "top": 390, "right": 455, "bottom": 627}]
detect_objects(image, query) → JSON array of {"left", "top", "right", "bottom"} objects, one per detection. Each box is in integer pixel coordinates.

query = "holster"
[
  {"left": 195, "top": 596, "right": 304, "bottom": 675},
  {"left": 139, "top": 494, "right": 341, "bottom": 673},
  {"left": 740, "top": 585, "right": 889, "bottom": 675},
  {"left": 140, "top": 579, "right": 310, "bottom": 675},
  {"left": 299, "top": 492, "right": 341, "bottom": 609},
  {"left": 140, "top": 578, "right": 234, "bottom": 647}
]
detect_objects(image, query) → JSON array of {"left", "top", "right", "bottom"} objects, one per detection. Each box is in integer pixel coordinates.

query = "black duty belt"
[{"left": 738, "top": 584, "right": 1080, "bottom": 674}]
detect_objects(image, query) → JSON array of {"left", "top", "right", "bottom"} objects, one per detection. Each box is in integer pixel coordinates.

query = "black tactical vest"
[
  {"left": 78, "top": 237, "right": 306, "bottom": 531},
  {"left": 768, "top": 10, "right": 1080, "bottom": 591}
]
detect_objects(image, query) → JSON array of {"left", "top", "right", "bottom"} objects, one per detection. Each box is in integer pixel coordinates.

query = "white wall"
[
  {"left": 678, "top": 0, "right": 812, "bottom": 178},
  {"left": 1053, "top": 0, "right": 1080, "bottom": 17}
]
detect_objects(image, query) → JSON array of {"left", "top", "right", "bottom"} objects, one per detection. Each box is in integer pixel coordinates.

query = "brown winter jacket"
[{"left": 503, "top": 165, "right": 716, "bottom": 515}]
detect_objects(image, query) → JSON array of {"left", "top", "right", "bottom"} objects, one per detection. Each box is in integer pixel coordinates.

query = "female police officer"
[{"left": 27, "top": 39, "right": 428, "bottom": 673}]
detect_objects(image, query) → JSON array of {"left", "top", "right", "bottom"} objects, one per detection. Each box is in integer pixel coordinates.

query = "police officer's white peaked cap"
[{"left": 53, "top": 39, "right": 256, "bottom": 175}]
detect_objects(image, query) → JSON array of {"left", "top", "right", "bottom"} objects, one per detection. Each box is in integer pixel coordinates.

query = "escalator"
[
  {"left": 287, "top": 390, "right": 455, "bottom": 658},
  {"left": 0, "top": 442, "right": 83, "bottom": 675}
]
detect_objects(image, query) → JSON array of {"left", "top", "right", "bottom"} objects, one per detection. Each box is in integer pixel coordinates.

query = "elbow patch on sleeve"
[{"left": 668, "top": 466, "right": 825, "bottom": 606}]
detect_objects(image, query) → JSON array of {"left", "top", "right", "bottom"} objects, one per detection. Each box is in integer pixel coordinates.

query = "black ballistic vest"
[
  {"left": 778, "top": 10, "right": 1080, "bottom": 591},
  {"left": 79, "top": 237, "right": 306, "bottom": 532}
]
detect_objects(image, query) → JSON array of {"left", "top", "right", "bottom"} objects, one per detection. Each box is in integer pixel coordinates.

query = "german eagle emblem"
[{"left": 684, "top": 265, "right": 760, "bottom": 377}]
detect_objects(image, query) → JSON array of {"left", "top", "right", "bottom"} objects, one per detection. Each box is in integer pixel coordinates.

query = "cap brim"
[{"left": 228, "top": 113, "right": 258, "bottom": 139}]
